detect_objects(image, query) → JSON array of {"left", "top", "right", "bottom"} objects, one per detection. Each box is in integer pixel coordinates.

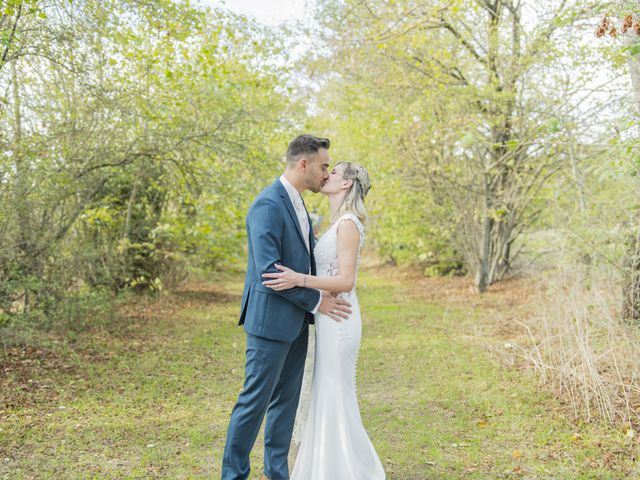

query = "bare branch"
[{"left": 0, "top": 3, "right": 21, "bottom": 69}]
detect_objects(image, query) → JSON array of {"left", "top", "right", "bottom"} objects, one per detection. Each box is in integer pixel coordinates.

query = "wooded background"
[{"left": 3, "top": 0, "right": 640, "bottom": 428}]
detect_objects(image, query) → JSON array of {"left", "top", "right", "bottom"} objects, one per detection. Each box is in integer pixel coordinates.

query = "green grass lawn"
[{"left": 1, "top": 269, "right": 638, "bottom": 479}]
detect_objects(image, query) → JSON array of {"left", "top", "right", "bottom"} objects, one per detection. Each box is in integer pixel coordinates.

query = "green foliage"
[
  {"left": 304, "top": 0, "right": 620, "bottom": 287},
  {"left": 0, "top": 0, "right": 634, "bottom": 334},
  {"left": 0, "top": 1, "right": 300, "bottom": 328}
]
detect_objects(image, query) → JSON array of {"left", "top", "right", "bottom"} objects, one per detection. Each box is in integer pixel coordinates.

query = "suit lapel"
[
  {"left": 274, "top": 179, "right": 308, "bottom": 251},
  {"left": 308, "top": 212, "right": 316, "bottom": 251},
  {"left": 309, "top": 218, "right": 317, "bottom": 275}
]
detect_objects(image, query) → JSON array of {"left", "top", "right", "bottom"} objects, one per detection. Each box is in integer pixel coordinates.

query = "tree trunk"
[
  {"left": 476, "top": 176, "right": 493, "bottom": 292},
  {"left": 11, "top": 59, "right": 33, "bottom": 313},
  {"left": 622, "top": 228, "right": 640, "bottom": 322},
  {"left": 622, "top": 42, "right": 640, "bottom": 322},
  {"left": 123, "top": 182, "right": 139, "bottom": 241}
]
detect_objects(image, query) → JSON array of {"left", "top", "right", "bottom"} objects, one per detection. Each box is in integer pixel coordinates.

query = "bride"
[{"left": 261, "top": 161, "right": 385, "bottom": 480}]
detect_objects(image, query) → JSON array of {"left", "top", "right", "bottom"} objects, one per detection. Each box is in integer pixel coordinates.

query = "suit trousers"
[{"left": 221, "top": 323, "right": 309, "bottom": 480}]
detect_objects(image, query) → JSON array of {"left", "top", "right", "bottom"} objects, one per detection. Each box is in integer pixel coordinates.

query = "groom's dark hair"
[{"left": 286, "top": 134, "right": 330, "bottom": 163}]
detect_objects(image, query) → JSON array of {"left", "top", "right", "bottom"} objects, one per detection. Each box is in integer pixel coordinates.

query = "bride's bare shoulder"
[
  {"left": 336, "top": 216, "right": 362, "bottom": 246},
  {"left": 337, "top": 213, "right": 364, "bottom": 235}
]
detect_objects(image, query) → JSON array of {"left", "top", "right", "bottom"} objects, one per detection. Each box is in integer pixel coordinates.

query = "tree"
[
  {"left": 309, "top": 0, "right": 603, "bottom": 290},
  {"left": 596, "top": 5, "right": 640, "bottom": 322},
  {"left": 0, "top": 1, "right": 299, "bottom": 326}
]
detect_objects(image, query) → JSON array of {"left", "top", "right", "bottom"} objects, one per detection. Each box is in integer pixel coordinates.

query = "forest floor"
[{"left": 1, "top": 267, "right": 639, "bottom": 479}]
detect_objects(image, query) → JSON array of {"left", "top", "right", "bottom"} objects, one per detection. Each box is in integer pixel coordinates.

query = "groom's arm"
[{"left": 248, "top": 197, "right": 321, "bottom": 312}]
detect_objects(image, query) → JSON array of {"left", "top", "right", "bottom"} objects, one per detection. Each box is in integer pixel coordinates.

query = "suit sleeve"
[{"left": 248, "top": 197, "right": 322, "bottom": 313}]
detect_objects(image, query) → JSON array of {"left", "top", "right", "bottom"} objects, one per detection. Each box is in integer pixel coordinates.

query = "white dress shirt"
[{"left": 279, "top": 175, "right": 322, "bottom": 314}]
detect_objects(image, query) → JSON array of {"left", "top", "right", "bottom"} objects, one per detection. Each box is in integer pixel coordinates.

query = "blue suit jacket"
[{"left": 239, "top": 178, "right": 321, "bottom": 342}]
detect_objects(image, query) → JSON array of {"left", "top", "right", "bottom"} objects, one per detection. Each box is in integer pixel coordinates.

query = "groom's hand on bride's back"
[{"left": 318, "top": 291, "right": 352, "bottom": 322}]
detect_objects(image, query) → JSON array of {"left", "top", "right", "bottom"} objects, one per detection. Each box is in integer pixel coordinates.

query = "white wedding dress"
[{"left": 291, "top": 213, "right": 385, "bottom": 480}]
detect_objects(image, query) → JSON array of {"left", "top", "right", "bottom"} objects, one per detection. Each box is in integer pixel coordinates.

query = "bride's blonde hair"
[{"left": 334, "top": 162, "right": 371, "bottom": 225}]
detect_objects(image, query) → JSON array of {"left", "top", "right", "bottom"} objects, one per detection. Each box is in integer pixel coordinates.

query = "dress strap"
[{"left": 336, "top": 213, "right": 365, "bottom": 244}]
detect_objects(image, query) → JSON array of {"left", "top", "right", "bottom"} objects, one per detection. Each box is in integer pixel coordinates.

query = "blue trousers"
[{"left": 221, "top": 324, "right": 309, "bottom": 480}]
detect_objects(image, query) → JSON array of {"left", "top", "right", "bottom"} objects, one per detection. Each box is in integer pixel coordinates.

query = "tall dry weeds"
[{"left": 515, "top": 268, "right": 640, "bottom": 427}]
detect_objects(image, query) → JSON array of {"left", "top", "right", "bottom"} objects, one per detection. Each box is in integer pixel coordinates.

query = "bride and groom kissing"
[{"left": 221, "top": 135, "right": 385, "bottom": 479}]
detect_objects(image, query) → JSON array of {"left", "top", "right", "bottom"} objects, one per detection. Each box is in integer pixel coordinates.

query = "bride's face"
[{"left": 321, "top": 163, "right": 351, "bottom": 195}]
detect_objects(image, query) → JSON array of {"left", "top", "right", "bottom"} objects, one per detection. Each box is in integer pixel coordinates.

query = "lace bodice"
[{"left": 314, "top": 213, "right": 365, "bottom": 291}]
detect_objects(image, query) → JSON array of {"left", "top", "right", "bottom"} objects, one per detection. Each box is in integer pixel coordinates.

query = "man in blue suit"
[{"left": 221, "top": 135, "right": 352, "bottom": 480}]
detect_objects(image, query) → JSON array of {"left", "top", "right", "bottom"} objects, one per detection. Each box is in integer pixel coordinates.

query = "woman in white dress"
[{"left": 261, "top": 162, "right": 385, "bottom": 480}]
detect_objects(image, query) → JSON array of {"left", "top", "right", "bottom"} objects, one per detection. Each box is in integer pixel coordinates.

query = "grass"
[{"left": 1, "top": 268, "right": 639, "bottom": 479}]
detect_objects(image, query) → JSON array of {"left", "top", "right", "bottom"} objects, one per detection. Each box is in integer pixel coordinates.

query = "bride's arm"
[{"left": 262, "top": 219, "right": 360, "bottom": 294}]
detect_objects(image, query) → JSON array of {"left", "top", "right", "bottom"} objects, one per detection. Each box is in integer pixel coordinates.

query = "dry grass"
[{"left": 511, "top": 268, "right": 640, "bottom": 428}]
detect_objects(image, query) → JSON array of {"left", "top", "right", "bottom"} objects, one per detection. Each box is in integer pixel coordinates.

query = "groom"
[{"left": 221, "top": 135, "right": 352, "bottom": 480}]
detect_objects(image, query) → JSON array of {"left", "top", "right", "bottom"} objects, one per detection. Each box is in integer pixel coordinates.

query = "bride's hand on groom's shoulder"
[
  {"left": 262, "top": 263, "right": 303, "bottom": 291},
  {"left": 318, "top": 290, "right": 352, "bottom": 323}
]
